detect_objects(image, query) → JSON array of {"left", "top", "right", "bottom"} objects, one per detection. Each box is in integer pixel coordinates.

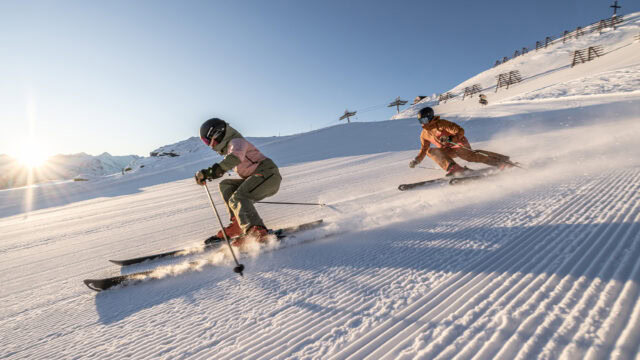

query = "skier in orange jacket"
[{"left": 409, "top": 107, "right": 512, "bottom": 176}]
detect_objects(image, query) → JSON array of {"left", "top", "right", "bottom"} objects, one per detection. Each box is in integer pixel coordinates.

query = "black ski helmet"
[
  {"left": 200, "top": 118, "right": 227, "bottom": 146},
  {"left": 418, "top": 107, "right": 434, "bottom": 124}
]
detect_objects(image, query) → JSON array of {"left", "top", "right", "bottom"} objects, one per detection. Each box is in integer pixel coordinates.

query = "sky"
[{"left": 1, "top": 0, "right": 638, "bottom": 158}]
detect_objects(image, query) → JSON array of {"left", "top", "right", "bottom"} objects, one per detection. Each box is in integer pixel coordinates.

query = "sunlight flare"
[{"left": 17, "top": 145, "right": 49, "bottom": 168}]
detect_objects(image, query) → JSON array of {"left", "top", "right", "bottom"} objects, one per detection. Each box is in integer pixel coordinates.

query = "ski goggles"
[
  {"left": 201, "top": 136, "right": 212, "bottom": 146},
  {"left": 418, "top": 113, "right": 435, "bottom": 125},
  {"left": 201, "top": 127, "right": 223, "bottom": 147},
  {"left": 201, "top": 136, "right": 221, "bottom": 148}
]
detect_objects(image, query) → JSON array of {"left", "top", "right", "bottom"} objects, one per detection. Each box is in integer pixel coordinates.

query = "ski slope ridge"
[{"left": 396, "top": 11, "right": 640, "bottom": 120}]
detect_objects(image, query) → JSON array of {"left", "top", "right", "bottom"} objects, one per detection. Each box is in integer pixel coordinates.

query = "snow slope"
[{"left": 1, "top": 12, "right": 640, "bottom": 360}]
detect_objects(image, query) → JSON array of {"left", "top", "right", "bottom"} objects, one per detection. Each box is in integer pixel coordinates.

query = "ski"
[
  {"left": 109, "top": 236, "right": 224, "bottom": 266},
  {"left": 398, "top": 178, "right": 449, "bottom": 191},
  {"left": 449, "top": 171, "right": 500, "bottom": 185},
  {"left": 84, "top": 220, "right": 324, "bottom": 292},
  {"left": 398, "top": 168, "right": 500, "bottom": 191},
  {"left": 84, "top": 270, "right": 155, "bottom": 292},
  {"left": 109, "top": 220, "right": 324, "bottom": 266},
  {"left": 269, "top": 219, "right": 324, "bottom": 237}
]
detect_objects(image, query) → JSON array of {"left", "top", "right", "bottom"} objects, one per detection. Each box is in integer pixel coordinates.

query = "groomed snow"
[{"left": 1, "top": 12, "right": 640, "bottom": 360}]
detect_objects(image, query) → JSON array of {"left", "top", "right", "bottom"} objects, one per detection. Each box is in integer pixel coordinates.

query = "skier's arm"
[
  {"left": 453, "top": 126, "right": 465, "bottom": 142},
  {"left": 218, "top": 138, "right": 246, "bottom": 171},
  {"left": 195, "top": 163, "right": 224, "bottom": 184},
  {"left": 415, "top": 134, "right": 431, "bottom": 163},
  {"left": 439, "top": 120, "right": 465, "bottom": 139},
  {"left": 219, "top": 154, "right": 240, "bottom": 171}
]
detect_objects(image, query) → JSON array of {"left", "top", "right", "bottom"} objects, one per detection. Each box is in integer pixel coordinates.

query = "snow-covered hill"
[
  {"left": 48, "top": 152, "right": 141, "bottom": 179},
  {"left": 1, "top": 11, "right": 640, "bottom": 360},
  {"left": 0, "top": 152, "right": 140, "bottom": 190},
  {"left": 396, "top": 12, "right": 640, "bottom": 120}
]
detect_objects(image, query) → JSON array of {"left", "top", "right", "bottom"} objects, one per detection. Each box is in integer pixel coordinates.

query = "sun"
[{"left": 16, "top": 146, "right": 49, "bottom": 168}]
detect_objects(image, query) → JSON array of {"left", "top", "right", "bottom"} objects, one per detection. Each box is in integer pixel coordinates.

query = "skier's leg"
[
  {"left": 215, "top": 179, "right": 245, "bottom": 238},
  {"left": 426, "top": 147, "right": 456, "bottom": 170},
  {"left": 474, "top": 149, "right": 511, "bottom": 162},
  {"left": 228, "top": 166, "right": 282, "bottom": 234},
  {"left": 219, "top": 179, "right": 244, "bottom": 217},
  {"left": 455, "top": 147, "right": 502, "bottom": 167}
]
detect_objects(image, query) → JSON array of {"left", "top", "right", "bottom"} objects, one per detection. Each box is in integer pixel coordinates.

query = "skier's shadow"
[{"left": 93, "top": 265, "right": 232, "bottom": 324}]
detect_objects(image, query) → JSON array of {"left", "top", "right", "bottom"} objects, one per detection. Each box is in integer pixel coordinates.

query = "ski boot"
[
  {"left": 230, "top": 225, "right": 270, "bottom": 247},
  {"left": 445, "top": 163, "right": 469, "bottom": 177},
  {"left": 216, "top": 216, "right": 243, "bottom": 239},
  {"left": 231, "top": 225, "right": 270, "bottom": 247},
  {"left": 248, "top": 225, "right": 270, "bottom": 243}
]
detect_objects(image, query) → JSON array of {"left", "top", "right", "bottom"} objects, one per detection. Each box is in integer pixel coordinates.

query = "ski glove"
[
  {"left": 409, "top": 159, "right": 419, "bottom": 168},
  {"left": 195, "top": 163, "right": 225, "bottom": 185},
  {"left": 438, "top": 135, "right": 452, "bottom": 145},
  {"left": 195, "top": 171, "right": 206, "bottom": 185}
]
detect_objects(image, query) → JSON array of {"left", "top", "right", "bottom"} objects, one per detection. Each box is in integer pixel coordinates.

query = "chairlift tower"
[
  {"left": 339, "top": 109, "right": 356, "bottom": 123},
  {"left": 387, "top": 97, "right": 408, "bottom": 114},
  {"left": 610, "top": 1, "right": 621, "bottom": 16}
]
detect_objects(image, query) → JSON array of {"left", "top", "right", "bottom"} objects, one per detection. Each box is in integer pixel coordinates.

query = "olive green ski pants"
[{"left": 218, "top": 158, "right": 282, "bottom": 233}]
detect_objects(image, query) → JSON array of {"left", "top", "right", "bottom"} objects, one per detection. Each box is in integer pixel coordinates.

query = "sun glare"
[{"left": 17, "top": 147, "right": 49, "bottom": 168}]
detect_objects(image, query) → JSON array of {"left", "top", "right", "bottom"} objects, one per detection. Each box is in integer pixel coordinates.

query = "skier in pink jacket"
[{"left": 196, "top": 118, "right": 282, "bottom": 244}]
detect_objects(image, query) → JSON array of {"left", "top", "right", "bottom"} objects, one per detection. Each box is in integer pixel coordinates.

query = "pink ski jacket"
[
  {"left": 225, "top": 137, "right": 267, "bottom": 178},
  {"left": 212, "top": 125, "right": 269, "bottom": 179}
]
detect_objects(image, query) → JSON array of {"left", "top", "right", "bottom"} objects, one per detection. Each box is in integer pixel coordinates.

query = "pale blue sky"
[{"left": 1, "top": 0, "right": 636, "bottom": 157}]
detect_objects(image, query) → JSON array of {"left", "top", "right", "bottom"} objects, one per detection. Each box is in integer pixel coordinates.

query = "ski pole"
[
  {"left": 446, "top": 140, "right": 524, "bottom": 169},
  {"left": 446, "top": 139, "right": 481, "bottom": 153},
  {"left": 203, "top": 182, "right": 245, "bottom": 277},
  {"left": 256, "top": 201, "right": 326, "bottom": 207}
]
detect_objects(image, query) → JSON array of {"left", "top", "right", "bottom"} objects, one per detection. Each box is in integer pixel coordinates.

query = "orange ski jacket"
[{"left": 415, "top": 116, "right": 468, "bottom": 162}]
